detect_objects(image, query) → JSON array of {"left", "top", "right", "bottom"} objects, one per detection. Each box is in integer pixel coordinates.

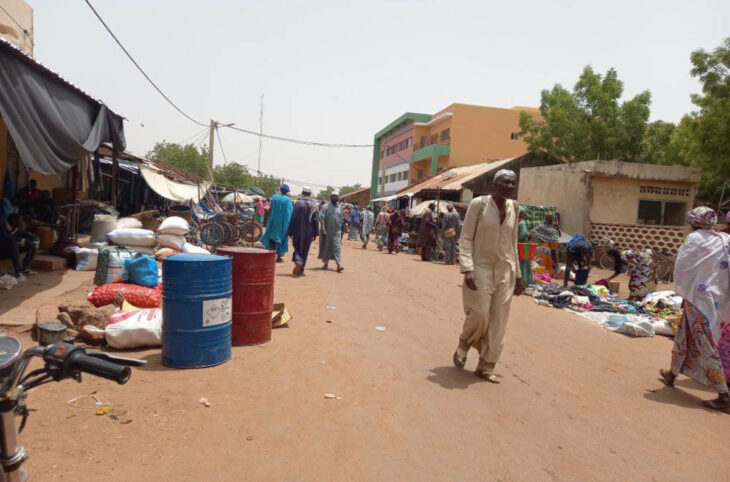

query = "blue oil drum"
[{"left": 162, "top": 253, "right": 232, "bottom": 368}]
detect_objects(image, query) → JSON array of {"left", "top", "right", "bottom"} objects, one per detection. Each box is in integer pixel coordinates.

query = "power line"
[
  {"left": 178, "top": 127, "right": 209, "bottom": 145},
  {"left": 83, "top": 0, "right": 207, "bottom": 127},
  {"left": 224, "top": 124, "right": 372, "bottom": 148},
  {"left": 83, "top": 0, "right": 374, "bottom": 149},
  {"left": 215, "top": 125, "right": 228, "bottom": 164},
  {"left": 0, "top": 5, "right": 34, "bottom": 46}
]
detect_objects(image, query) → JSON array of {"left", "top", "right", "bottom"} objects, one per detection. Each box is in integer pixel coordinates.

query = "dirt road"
[{"left": 6, "top": 240, "right": 729, "bottom": 481}]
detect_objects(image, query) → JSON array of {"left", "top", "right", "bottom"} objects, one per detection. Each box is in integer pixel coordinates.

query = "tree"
[
  {"left": 146, "top": 142, "right": 209, "bottom": 179},
  {"left": 339, "top": 183, "right": 362, "bottom": 195},
  {"left": 641, "top": 120, "right": 685, "bottom": 165},
  {"left": 519, "top": 66, "right": 651, "bottom": 163},
  {"left": 670, "top": 38, "right": 730, "bottom": 200},
  {"left": 317, "top": 186, "right": 337, "bottom": 199},
  {"left": 213, "top": 162, "right": 253, "bottom": 189}
]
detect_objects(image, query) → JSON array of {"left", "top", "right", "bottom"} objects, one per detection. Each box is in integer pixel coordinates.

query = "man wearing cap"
[
  {"left": 288, "top": 187, "right": 319, "bottom": 275},
  {"left": 260, "top": 185, "right": 294, "bottom": 262},
  {"left": 453, "top": 169, "right": 524, "bottom": 383},
  {"left": 318, "top": 191, "right": 345, "bottom": 272}
]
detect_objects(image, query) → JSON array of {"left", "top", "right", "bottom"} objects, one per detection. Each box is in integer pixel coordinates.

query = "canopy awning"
[
  {"left": 140, "top": 164, "right": 209, "bottom": 202},
  {"left": 370, "top": 192, "right": 413, "bottom": 203},
  {"left": 0, "top": 39, "right": 125, "bottom": 175},
  {"left": 221, "top": 192, "right": 254, "bottom": 204}
]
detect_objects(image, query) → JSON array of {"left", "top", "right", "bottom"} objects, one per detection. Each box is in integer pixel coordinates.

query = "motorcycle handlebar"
[{"left": 67, "top": 351, "right": 131, "bottom": 385}]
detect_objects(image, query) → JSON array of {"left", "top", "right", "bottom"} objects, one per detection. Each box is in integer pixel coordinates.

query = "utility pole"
[
  {"left": 207, "top": 119, "right": 216, "bottom": 179},
  {"left": 257, "top": 93, "right": 264, "bottom": 174}
]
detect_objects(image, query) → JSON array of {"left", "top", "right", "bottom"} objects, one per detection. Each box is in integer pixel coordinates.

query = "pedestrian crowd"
[{"left": 257, "top": 176, "right": 730, "bottom": 411}]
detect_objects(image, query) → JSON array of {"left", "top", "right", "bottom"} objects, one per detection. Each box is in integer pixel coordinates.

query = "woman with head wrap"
[
  {"left": 374, "top": 206, "right": 390, "bottom": 251},
  {"left": 605, "top": 247, "right": 657, "bottom": 300},
  {"left": 563, "top": 234, "right": 593, "bottom": 286},
  {"left": 660, "top": 207, "right": 730, "bottom": 411},
  {"left": 517, "top": 205, "right": 534, "bottom": 285}
]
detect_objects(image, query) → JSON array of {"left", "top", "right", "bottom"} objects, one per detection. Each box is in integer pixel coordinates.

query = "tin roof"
[{"left": 398, "top": 158, "right": 518, "bottom": 195}]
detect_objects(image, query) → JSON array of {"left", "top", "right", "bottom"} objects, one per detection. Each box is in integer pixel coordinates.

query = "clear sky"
[{"left": 30, "top": 0, "right": 730, "bottom": 189}]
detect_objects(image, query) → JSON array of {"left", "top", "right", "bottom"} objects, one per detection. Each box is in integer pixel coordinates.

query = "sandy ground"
[{"left": 1, "top": 240, "right": 728, "bottom": 481}]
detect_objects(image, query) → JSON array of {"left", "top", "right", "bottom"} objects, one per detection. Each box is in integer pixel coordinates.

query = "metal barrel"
[
  {"left": 215, "top": 247, "right": 276, "bottom": 346},
  {"left": 162, "top": 254, "right": 232, "bottom": 368}
]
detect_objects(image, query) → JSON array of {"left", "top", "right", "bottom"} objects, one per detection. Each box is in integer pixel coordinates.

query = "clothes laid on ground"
[
  {"left": 260, "top": 192, "right": 293, "bottom": 258},
  {"left": 517, "top": 217, "right": 534, "bottom": 286},
  {"left": 318, "top": 201, "right": 343, "bottom": 265},
  {"left": 458, "top": 196, "right": 520, "bottom": 374},
  {"left": 288, "top": 195, "right": 319, "bottom": 270},
  {"left": 441, "top": 210, "right": 461, "bottom": 265},
  {"left": 621, "top": 249, "right": 657, "bottom": 300}
]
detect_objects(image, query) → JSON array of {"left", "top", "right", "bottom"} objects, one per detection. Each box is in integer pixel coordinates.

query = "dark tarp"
[{"left": 0, "top": 42, "right": 125, "bottom": 175}]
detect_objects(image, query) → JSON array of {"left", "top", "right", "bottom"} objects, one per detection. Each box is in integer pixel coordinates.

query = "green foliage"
[
  {"left": 317, "top": 186, "right": 337, "bottom": 199},
  {"left": 212, "top": 162, "right": 281, "bottom": 197},
  {"left": 339, "top": 183, "right": 362, "bottom": 195},
  {"left": 146, "top": 142, "right": 209, "bottom": 179},
  {"left": 519, "top": 66, "right": 651, "bottom": 163},
  {"left": 641, "top": 120, "right": 685, "bottom": 165},
  {"left": 673, "top": 38, "right": 730, "bottom": 200}
]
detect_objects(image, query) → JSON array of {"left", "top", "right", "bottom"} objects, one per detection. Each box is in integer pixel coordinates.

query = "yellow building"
[
  {"left": 371, "top": 103, "right": 538, "bottom": 197},
  {"left": 0, "top": 0, "right": 33, "bottom": 55}
]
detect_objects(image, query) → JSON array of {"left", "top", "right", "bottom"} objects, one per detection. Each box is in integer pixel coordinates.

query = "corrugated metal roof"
[{"left": 397, "top": 158, "right": 517, "bottom": 195}]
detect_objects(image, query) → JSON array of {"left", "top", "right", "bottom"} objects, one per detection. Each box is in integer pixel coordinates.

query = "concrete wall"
[
  {"left": 0, "top": 0, "right": 33, "bottom": 55},
  {"left": 590, "top": 177, "right": 696, "bottom": 226},
  {"left": 517, "top": 163, "right": 589, "bottom": 235},
  {"left": 448, "top": 104, "right": 534, "bottom": 166}
]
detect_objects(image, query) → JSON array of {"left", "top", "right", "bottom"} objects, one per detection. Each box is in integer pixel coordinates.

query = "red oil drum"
[{"left": 216, "top": 247, "right": 276, "bottom": 345}]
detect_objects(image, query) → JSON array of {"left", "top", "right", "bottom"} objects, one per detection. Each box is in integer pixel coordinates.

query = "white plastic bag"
[
  {"left": 181, "top": 242, "right": 210, "bottom": 254},
  {"left": 106, "top": 256, "right": 128, "bottom": 284},
  {"left": 157, "top": 234, "right": 186, "bottom": 250},
  {"left": 0, "top": 274, "right": 18, "bottom": 290},
  {"left": 157, "top": 216, "right": 190, "bottom": 235},
  {"left": 107, "top": 228, "right": 156, "bottom": 247},
  {"left": 106, "top": 309, "right": 163, "bottom": 349},
  {"left": 74, "top": 248, "right": 99, "bottom": 271},
  {"left": 116, "top": 217, "right": 143, "bottom": 229}
]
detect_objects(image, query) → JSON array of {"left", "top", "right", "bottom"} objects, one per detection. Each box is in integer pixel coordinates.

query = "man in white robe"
[{"left": 453, "top": 170, "right": 524, "bottom": 382}]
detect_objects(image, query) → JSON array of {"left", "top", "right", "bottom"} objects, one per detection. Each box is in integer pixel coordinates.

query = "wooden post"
[
  {"left": 207, "top": 119, "right": 216, "bottom": 178},
  {"left": 71, "top": 160, "right": 78, "bottom": 202},
  {"left": 111, "top": 149, "right": 118, "bottom": 207}
]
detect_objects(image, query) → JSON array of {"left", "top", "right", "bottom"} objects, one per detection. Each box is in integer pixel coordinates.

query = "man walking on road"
[
  {"left": 360, "top": 206, "right": 374, "bottom": 249},
  {"left": 453, "top": 170, "right": 524, "bottom": 383},
  {"left": 441, "top": 203, "right": 461, "bottom": 265},
  {"left": 260, "top": 185, "right": 293, "bottom": 263},
  {"left": 348, "top": 203, "right": 361, "bottom": 241},
  {"left": 318, "top": 192, "right": 345, "bottom": 272},
  {"left": 288, "top": 187, "right": 319, "bottom": 276}
]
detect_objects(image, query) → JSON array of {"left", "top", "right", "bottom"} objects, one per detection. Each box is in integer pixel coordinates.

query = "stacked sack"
[
  {"left": 154, "top": 216, "right": 210, "bottom": 258},
  {"left": 107, "top": 217, "right": 156, "bottom": 255}
]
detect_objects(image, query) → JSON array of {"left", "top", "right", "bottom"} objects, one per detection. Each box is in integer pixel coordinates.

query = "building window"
[
  {"left": 440, "top": 128, "right": 450, "bottom": 141},
  {"left": 638, "top": 200, "right": 686, "bottom": 226},
  {"left": 430, "top": 134, "right": 438, "bottom": 145},
  {"left": 407, "top": 137, "right": 412, "bottom": 148},
  {"left": 389, "top": 174, "right": 396, "bottom": 183},
  {"left": 419, "top": 137, "right": 427, "bottom": 148},
  {"left": 639, "top": 185, "right": 690, "bottom": 197},
  {"left": 510, "top": 132, "right": 519, "bottom": 140}
]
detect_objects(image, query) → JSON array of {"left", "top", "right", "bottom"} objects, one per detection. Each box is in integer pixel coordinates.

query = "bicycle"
[{"left": 0, "top": 335, "right": 141, "bottom": 482}]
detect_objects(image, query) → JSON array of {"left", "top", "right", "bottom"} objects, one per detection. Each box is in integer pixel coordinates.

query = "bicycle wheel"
[
  {"left": 238, "top": 221, "right": 263, "bottom": 243},
  {"left": 653, "top": 254, "right": 673, "bottom": 283},
  {"left": 599, "top": 251, "right": 616, "bottom": 271}
]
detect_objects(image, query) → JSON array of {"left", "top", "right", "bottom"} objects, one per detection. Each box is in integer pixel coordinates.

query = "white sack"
[
  {"left": 157, "top": 216, "right": 190, "bottom": 235},
  {"left": 106, "top": 309, "right": 163, "bottom": 349},
  {"left": 107, "top": 228, "right": 156, "bottom": 247}
]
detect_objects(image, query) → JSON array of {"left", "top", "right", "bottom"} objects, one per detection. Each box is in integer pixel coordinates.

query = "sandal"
[
  {"left": 700, "top": 399, "right": 730, "bottom": 412},
  {"left": 336, "top": 266, "right": 344, "bottom": 273},
  {"left": 452, "top": 351, "right": 466, "bottom": 370},
  {"left": 476, "top": 371, "right": 500, "bottom": 384},
  {"left": 659, "top": 369, "right": 675, "bottom": 388}
]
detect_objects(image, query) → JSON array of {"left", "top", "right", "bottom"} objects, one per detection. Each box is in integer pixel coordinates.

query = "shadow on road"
[
  {"left": 426, "top": 366, "right": 482, "bottom": 390},
  {"left": 643, "top": 384, "right": 723, "bottom": 414}
]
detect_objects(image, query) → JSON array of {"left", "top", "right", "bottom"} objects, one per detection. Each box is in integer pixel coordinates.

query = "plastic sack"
[
  {"left": 106, "top": 309, "right": 162, "bottom": 349},
  {"left": 90, "top": 214, "right": 117, "bottom": 243},
  {"left": 157, "top": 233, "right": 186, "bottom": 250},
  {"left": 116, "top": 217, "right": 143, "bottom": 230},
  {"left": 107, "top": 228, "right": 156, "bottom": 247},
  {"left": 157, "top": 216, "right": 189, "bottom": 235},
  {"left": 123, "top": 257, "right": 158, "bottom": 288},
  {"left": 88, "top": 283, "right": 161, "bottom": 308},
  {"left": 94, "top": 247, "right": 136, "bottom": 286},
  {"left": 74, "top": 248, "right": 98, "bottom": 271},
  {"left": 181, "top": 242, "right": 210, "bottom": 254}
]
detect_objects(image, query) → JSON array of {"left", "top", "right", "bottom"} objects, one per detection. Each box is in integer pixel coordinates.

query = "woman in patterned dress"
[
  {"left": 660, "top": 207, "right": 730, "bottom": 411},
  {"left": 606, "top": 248, "right": 657, "bottom": 300}
]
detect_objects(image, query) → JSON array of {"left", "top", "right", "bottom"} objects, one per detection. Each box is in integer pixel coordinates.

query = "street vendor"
[
  {"left": 605, "top": 248, "right": 657, "bottom": 300},
  {"left": 529, "top": 212, "right": 560, "bottom": 277},
  {"left": 563, "top": 235, "right": 593, "bottom": 286}
]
